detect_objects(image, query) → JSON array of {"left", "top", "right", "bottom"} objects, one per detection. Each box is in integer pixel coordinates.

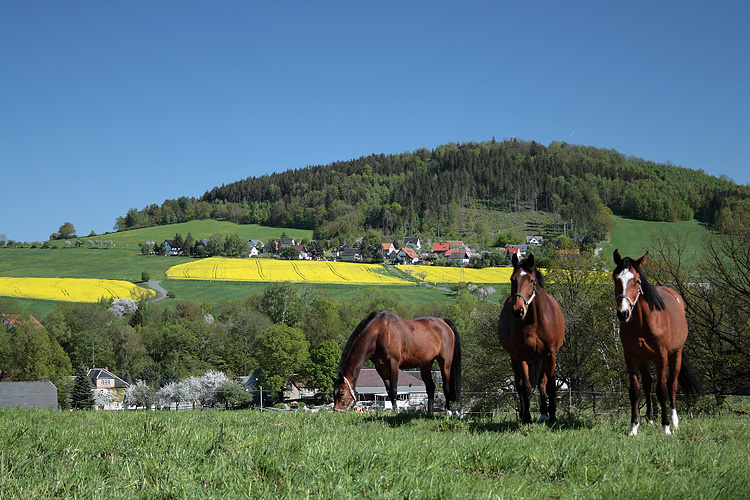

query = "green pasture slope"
[
  {"left": 0, "top": 408, "right": 747, "bottom": 499},
  {"left": 600, "top": 216, "right": 707, "bottom": 263}
]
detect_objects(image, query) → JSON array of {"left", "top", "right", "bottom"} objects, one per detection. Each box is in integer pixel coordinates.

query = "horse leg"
[
  {"left": 639, "top": 360, "right": 654, "bottom": 424},
  {"left": 515, "top": 359, "right": 533, "bottom": 424},
  {"left": 421, "top": 365, "right": 436, "bottom": 415},
  {"left": 387, "top": 362, "right": 400, "bottom": 412},
  {"left": 668, "top": 350, "right": 683, "bottom": 430},
  {"left": 655, "top": 353, "right": 671, "bottom": 434},
  {"left": 538, "top": 368, "right": 549, "bottom": 423},
  {"left": 544, "top": 352, "right": 558, "bottom": 424},
  {"left": 626, "top": 360, "right": 642, "bottom": 436}
]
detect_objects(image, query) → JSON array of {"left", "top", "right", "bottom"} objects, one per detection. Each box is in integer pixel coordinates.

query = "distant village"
[{"left": 149, "top": 234, "right": 557, "bottom": 267}]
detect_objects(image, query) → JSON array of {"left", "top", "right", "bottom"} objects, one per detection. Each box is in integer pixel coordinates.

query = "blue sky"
[{"left": 2, "top": 1, "right": 748, "bottom": 242}]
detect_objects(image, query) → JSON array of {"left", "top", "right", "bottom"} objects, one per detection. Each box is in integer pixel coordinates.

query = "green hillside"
[
  {"left": 85, "top": 220, "right": 313, "bottom": 248},
  {"left": 600, "top": 216, "right": 707, "bottom": 263}
]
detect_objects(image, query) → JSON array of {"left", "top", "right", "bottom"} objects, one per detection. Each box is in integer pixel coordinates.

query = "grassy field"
[
  {"left": 0, "top": 408, "right": 747, "bottom": 499},
  {"left": 80, "top": 220, "right": 314, "bottom": 248},
  {"left": 600, "top": 216, "right": 707, "bottom": 263}
]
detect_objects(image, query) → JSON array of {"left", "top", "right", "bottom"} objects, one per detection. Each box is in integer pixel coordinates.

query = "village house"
[
  {"left": 381, "top": 242, "right": 397, "bottom": 260},
  {"left": 445, "top": 248, "right": 471, "bottom": 265},
  {"left": 338, "top": 245, "right": 362, "bottom": 262},
  {"left": 354, "top": 368, "right": 428, "bottom": 410},
  {"left": 86, "top": 367, "right": 130, "bottom": 410},
  {"left": 526, "top": 235, "right": 544, "bottom": 247},
  {"left": 247, "top": 239, "right": 264, "bottom": 257},
  {"left": 432, "top": 242, "right": 450, "bottom": 255},
  {"left": 1, "top": 314, "right": 44, "bottom": 330},
  {"left": 404, "top": 237, "right": 422, "bottom": 250},
  {"left": 396, "top": 247, "right": 420, "bottom": 264},
  {"left": 163, "top": 239, "right": 182, "bottom": 256},
  {"left": 505, "top": 244, "right": 528, "bottom": 259}
]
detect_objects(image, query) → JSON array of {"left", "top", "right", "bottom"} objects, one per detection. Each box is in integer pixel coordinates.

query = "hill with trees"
[{"left": 115, "top": 139, "right": 750, "bottom": 246}]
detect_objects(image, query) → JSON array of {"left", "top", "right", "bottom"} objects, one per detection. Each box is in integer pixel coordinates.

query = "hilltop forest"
[{"left": 116, "top": 139, "right": 750, "bottom": 244}]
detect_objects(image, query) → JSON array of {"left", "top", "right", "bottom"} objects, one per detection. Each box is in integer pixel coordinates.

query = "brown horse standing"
[
  {"left": 498, "top": 253, "right": 565, "bottom": 424},
  {"left": 613, "top": 250, "right": 700, "bottom": 435},
  {"left": 333, "top": 310, "right": 461, "bottom": 414}
]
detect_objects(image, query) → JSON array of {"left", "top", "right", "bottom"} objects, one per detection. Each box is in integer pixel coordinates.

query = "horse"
[
  {"left": 497, "top": 253, "right": 565, "bottom": 424},
  {"left": 613, "top": 249, "right": 701, "bottom": 435},
  {"left": 333, "top": 309, "right": 461, "bottom": 414}
]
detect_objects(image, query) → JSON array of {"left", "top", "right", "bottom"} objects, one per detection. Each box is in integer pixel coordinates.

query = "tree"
[
  {"left": 70, "top": 366, "right": 95, "bottom": 410},
  {"left": 304, "top": 339, "right": 341, "bottom": 397},
  {"left": 251, "top": 324, "right": 309, "bottom": 391},
  {"left": 57, "top": 222, "right": 77, "bottom": 239},
  {"left": 260, "top": 282, "right": 303, "bottom": 326},
  {"left": 359, "top": 230, "right": 383, "bottom": 262},
  {"left": 216, "top": 379, "right": 251, "bottom": 408},
  {"left": 123, "top": 379, "right": 155, "bottom": 409},
  {"left": 546, "top": 251, "right": 623, "bottom": 404}
]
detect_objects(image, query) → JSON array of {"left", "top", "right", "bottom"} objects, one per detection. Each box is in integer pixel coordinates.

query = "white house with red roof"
[{"left": 396, "top": 247, "right": 419, "bottom": 264}]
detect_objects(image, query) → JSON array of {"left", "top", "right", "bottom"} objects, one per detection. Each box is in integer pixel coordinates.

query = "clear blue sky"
[{"left": 2, "top": 1, "right": 748, "bottom": 242}]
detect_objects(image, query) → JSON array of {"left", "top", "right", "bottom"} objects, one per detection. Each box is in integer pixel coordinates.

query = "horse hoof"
[
  {"left": 629, "top": 423, "right": 639, "bottom": 436},
  {"left": 538, "top": 415, "right": 550, "bottom": 423},
  {"left": 663, "top": 425, "right": 672, "bottom": 435}
]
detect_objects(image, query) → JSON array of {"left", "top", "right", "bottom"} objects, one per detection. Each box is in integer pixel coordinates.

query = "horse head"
[
  {"left": 613, "top": 249, "right": 648, "bottom": 323},
  {"left": 332, "top": 375, "right": 357, "bottom": 410},
  {"left": 510, "top": 253, "right": 538, "bottom": 320}
]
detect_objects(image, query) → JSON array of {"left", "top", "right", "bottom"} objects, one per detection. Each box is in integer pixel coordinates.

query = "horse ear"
[
  {"left": 511, "top": 253, "right": 519, "bottom": 267},
  {"left": 636, "top": 251, "right": 649, "bottom": 267},
  {"left": 613, "top": 249, "right": 622, "bottom": 265},
  {"left": 526, "top": 253, "right": 535, "bottom": 268}
]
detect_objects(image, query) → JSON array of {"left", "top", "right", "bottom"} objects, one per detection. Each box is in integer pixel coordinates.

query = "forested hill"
[{"left": 117, "top": 139, "right": 750, "bottom": 242}]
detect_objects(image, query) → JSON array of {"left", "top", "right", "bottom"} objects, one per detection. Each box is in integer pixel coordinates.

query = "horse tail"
[
  {"left": 529, "top": 359, "right": 543, "bottom": 386},
  {"left": 678, "top": 350, "right": 703, "bottom": 395},
  {"left": 443, "top": 318, "right": 462, "bottom": 402}
]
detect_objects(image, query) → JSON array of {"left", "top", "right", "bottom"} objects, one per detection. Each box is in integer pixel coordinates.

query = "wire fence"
[{"left": 458, "top": 390, "right": 750, "bottom": 419}]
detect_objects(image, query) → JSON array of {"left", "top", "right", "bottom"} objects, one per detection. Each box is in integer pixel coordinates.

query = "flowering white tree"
[
  {"left": 154, "top": 371, "right": 230, "bottom": 409},
  {"left": 196, "top": 371, "right": 229, "bottom": 406},
  {"left": 93, "top": 390, "right": 118, "bottom": 410},
  {"left": 124, "top": 380, "right": 155, "bottom": 409},
  {"left": 108, "top": 298, "right": 138, "bottom": 317}
]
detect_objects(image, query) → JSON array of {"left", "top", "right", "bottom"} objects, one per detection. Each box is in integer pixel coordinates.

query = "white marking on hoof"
[
  {"left": 446, "top": 410, "right": 453, "bottom": 417},
  {"left": 539, "top": 415, "right": 550, "bottom": 423},
  {"left": 671, "top": 409, "right": 679, "bottom": 429},
  {"left": 629, "top": 423, "right": 639, "bottom": 436},
  {"left": 663, "top": 425, "right": 672, "bottom": 435}
]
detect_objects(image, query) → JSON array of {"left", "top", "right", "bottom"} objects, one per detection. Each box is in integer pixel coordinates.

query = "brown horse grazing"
[
  {"left": 613, "top": 250, "right": 701, "bottom": 435},
  {"left": 333, "top": 310, "right": 461, "bottom": 414},
  {"left": 498, "top": 253, "right": 565, "bottom": 424}
]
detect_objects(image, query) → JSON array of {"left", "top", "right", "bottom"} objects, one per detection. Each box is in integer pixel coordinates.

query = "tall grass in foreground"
[{"left": 1, "top": 409, "right": 747, "bottom": 499}]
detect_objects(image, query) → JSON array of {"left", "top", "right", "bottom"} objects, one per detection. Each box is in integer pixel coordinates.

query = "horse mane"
[
  {"left": 338, "top": 309, "right": 383, "bottom": 375},
  {"left": 518, "top": 256, "right": 545, "bottom": 289},
  {"left": 614, "top": 257, "right": 665, "bottom": 311}
]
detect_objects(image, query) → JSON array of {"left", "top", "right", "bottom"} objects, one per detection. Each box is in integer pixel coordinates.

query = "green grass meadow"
[
  {"left": 600, "top": 216, "right": 707, "bottom": 264},
  {"left": 1, "top": 408, "right": 747, "bottom": 499}
]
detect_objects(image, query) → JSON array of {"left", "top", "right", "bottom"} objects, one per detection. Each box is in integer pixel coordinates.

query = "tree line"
[{"left": 115, "top": 139, "right": 750, "bottom": 246}]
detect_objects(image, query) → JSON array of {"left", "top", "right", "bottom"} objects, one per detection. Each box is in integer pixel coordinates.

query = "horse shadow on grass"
[{"left": 360, "top": 410, "right": 598, "bottom": 433}]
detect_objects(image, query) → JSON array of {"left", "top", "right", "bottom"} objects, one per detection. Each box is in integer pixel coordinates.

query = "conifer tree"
[{"left": 70, "top": 366, "right": 95, "bottom": 410}]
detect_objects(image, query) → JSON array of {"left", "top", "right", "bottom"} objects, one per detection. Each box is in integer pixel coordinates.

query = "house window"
[{"left": 99, "top": 379, "right": 113, "bottom": 387}]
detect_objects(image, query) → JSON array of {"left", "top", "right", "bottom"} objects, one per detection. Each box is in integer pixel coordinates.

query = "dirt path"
[{"left": 148, "top": 280, "right": 168, "bottom": 302}]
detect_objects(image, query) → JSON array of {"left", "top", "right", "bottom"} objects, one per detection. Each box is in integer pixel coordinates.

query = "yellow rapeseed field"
[
  {"left": 0, "top": 277, "right": 156, "bottom": 303},
  {"left": 400, "top": 265, "right": 514, "bottom": 284},
  {"left": 166, "top": 257, "right": 413, "bottom": 285}
]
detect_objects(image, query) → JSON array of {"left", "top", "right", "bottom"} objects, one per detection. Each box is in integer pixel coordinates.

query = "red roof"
[
  {"left": 1, "top": 314, "right": 43, "bottom": 329},
  {"left": 433, "top": 242, "right": 450, "bottom": 253},
  {"left": 506, "top": 247, "right": 521, "bottom": 255},
  {"left": 401, "top": 247, "right": 418, "bottom": 259}
]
